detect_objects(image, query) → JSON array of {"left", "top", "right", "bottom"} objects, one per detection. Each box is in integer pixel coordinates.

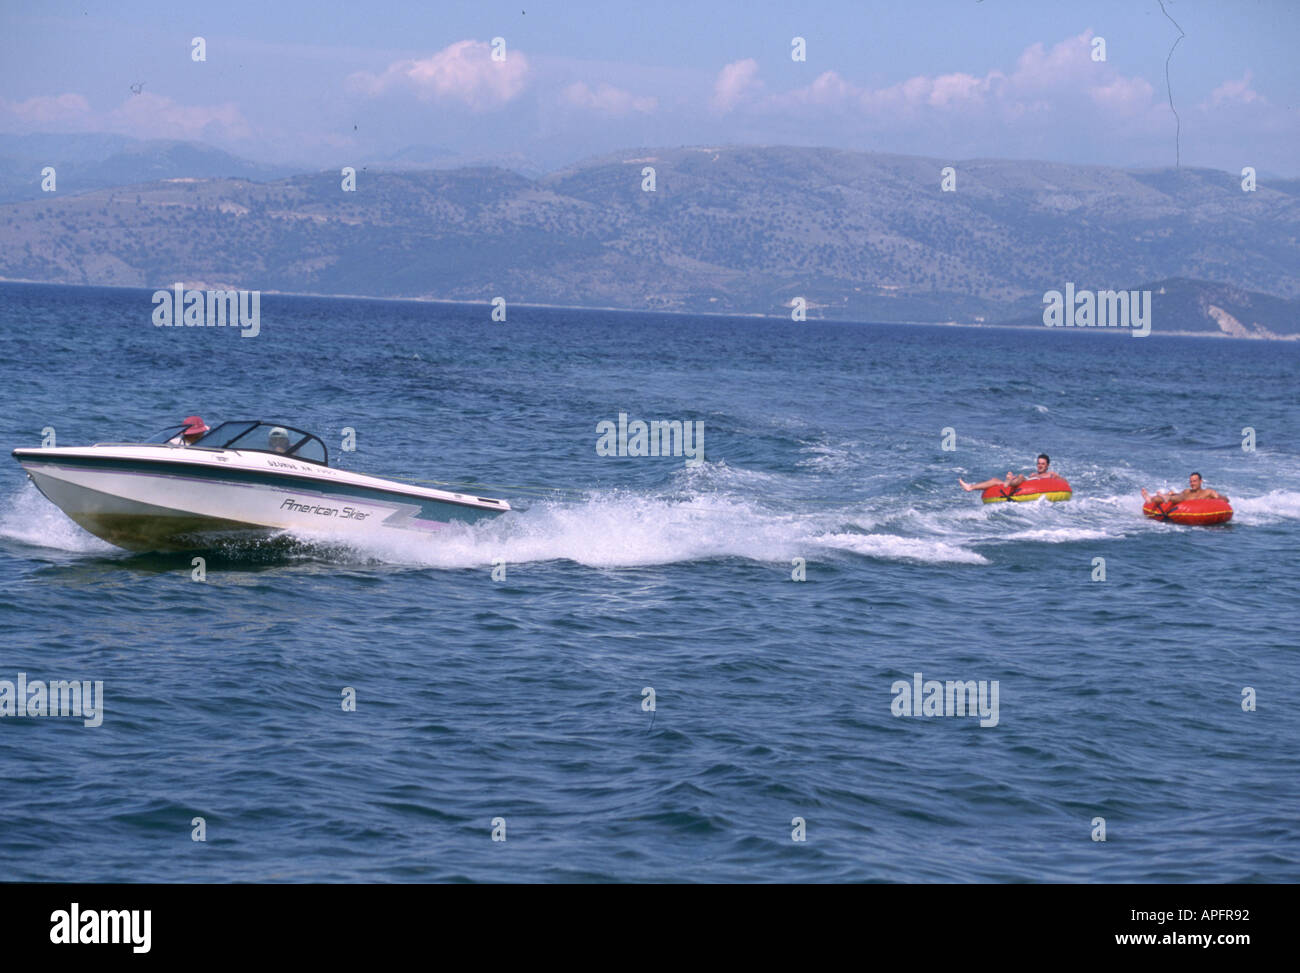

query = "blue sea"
[{"left": 1, "top": 281, "right": 1297, "bottom": 882}]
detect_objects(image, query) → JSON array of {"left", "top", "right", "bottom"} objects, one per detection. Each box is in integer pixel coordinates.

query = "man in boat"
[
  {"left": 959, "top": 454, "right": 1058, "bottom": 493},
  {"left": 166, "top": 415, "right": 209, "bottom": 446},
  {"left": 1142, "top": 472, "right": 1228, "bottom": 504},
  {"left": 268, "top": 426, "right": 292, "bottom": 454}
]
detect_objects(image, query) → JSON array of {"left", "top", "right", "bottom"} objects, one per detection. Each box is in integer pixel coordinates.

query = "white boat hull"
[{"left": 14, "top": 444, "right": 509, "bottom": 552}]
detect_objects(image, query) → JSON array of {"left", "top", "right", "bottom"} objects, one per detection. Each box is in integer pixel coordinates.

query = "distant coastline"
[
  {"left": 4, "top": 146, "right": 1297, "bottom": 339},
  {"left": 4, "top": 278, "right": 1295, "bottom": 341}
]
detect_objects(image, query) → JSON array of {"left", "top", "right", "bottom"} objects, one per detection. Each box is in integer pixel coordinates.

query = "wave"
[
  {"left": 1229, "top": 489, "right": 1300, "bottom": 524},
  {"left": 6, "top": 462, "right": 1296, "bottom": 570},
  {"left": 997, "top": 526, "right": 1115, "bottom": 543},
  {"left": 814, "top": 532, "right": 988, "bottom": 564},
  {"left": 0, "top": 482, "right": 116, "bottom": 553},
  {"left": 282, "top": 481, "right": 1122, "bottom": 569}
]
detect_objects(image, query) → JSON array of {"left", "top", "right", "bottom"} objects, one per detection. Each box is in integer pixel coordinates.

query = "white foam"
[
  {"left": 814, "top": 531, "right": 989, "bottom": 564},
  {"left": 1232, "top": 489, "right": 1300, "bottom": 523},
  {"left": 999, "top": 527, "right": 1115, "bottom": 543},
  {"left": 797, "top": 437, "right": 866, "bottom": 473},
  {"left": 0, "top": 482, "right": 116, "bottom": 553},
  {"left": 672, "top": 458, "right": 790, "bottom": 491},
  {"left": 282, "top": 487, "right": 993, "bottom": 569},
  {"left": 13, "top": 455, "right": 1271, "bottom": 568}
]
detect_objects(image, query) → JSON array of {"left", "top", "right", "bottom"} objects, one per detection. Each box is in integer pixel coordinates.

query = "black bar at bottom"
[{"left": 0, "top": 882, "right": 1276, "bottom": 958}]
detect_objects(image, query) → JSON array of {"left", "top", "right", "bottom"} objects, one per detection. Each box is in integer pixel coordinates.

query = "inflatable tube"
[
  {"left": 1143, "top": 497, "right": 1233, "bottom": 525},
  {"left": 981, "top": 476, "right": 1072, "bottom": 503}
]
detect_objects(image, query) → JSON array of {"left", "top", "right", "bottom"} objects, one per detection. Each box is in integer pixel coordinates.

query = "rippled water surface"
[{"left": 1, "top": 282, "right": 1297, "bottom": 881}]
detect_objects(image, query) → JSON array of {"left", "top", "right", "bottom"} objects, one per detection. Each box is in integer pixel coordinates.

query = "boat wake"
[
  {"left": 0, "top": 482, "right": 117, "bottom": 554},
  {"left": 7, "top": 465, "right": 1299, "bottom": 571},
  {"left": 282, "top": 478, "right": 1300, "bottom": 569}
]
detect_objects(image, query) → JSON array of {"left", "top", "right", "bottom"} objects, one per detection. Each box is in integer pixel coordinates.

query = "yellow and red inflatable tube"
[
  {"left": 981, "top": 476, "right": 1072, "bottom": 503},
  {"left": 1142, "top": 497, "right": 1233, "bottom": 525}
]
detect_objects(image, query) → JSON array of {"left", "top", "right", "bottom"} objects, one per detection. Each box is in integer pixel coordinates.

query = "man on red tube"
[
  {"left": 1142, "top": 472, "right": 1228, "bottom": 505},
  {"left": 959, "top": 453, "right": 1059, "bottom": 493}
]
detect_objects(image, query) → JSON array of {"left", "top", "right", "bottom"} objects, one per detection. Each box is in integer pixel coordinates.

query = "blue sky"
[{"left": 2, "top": 0, "right": 1296, "bottom": 174}]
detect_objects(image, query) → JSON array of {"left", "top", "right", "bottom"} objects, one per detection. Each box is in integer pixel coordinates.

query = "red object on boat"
[
  {"left": 981, "top": 475, "right": 1072, "bottom": 503},
  {"left": 181, "top": 415, "right": 209, "bottom": 436},
  {"left": 1142, "top": 497, "right": 1233, "bottom": 525}
]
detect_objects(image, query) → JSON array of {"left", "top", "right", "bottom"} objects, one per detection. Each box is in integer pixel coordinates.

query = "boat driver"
[
  {"left": 960, "top": 453, "right": 1058, "bottom": 492},
  {"left": 268, "top": 427, "right": 292, "bottom": 454},
  {"left": 1142, "top": 473, "right": 1228, "bottom": 505},
  {"left": 166, "top": 415, "right": 209, "bottom": 446}
]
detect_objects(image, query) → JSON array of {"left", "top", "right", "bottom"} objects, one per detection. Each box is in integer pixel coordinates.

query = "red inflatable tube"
[
  {"left": 981, "top": 475, "right": 1072, "bottom": 503},
  {"left": 1142, "top": 497, "right": 1233, "bottom": 525}
]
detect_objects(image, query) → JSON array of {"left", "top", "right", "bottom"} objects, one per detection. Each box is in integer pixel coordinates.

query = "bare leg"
[{"left": 961, "top": 477, "right": 1007, "bottom": 492}]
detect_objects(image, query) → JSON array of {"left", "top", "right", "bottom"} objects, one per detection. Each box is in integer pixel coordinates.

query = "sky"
[{"left": 1, "top": 0, "right": 1296, "bottom": 175}]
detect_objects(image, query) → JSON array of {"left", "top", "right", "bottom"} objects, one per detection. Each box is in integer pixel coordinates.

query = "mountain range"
[{"left": 1, "top": 140, "right": 1297, "bottom": 336}]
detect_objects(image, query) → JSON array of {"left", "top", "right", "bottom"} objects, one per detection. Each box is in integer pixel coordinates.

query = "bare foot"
[
  {"left": 1141, "top": 488, "right": 1150, "bottom": 502},
  {"left": 959, "top": 479, "right": 974, "bottom": 492}
]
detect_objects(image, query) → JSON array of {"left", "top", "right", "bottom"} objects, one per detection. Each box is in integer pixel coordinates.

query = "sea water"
[{"left": 1, "top": 282, "right": 1296, "bottom": 881}]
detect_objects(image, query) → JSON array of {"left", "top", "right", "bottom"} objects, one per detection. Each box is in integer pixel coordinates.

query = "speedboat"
[{"left": 11, "top": 418, "right": 510, "bottom": 551}]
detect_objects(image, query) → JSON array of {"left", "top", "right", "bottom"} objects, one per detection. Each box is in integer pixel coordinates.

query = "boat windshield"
[
  {"left": 188, "top": 421, "right": 329, "bottom": 465},
  {"left": 145, "top": 424, "right": 188, "bottom": 444}
]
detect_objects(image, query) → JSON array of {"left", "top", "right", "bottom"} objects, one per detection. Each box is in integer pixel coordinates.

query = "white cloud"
[
  {"left": 1089, "top": 75, "right": 1157, "bottom": 115},
  {"left": 1202, "top": 72, "right": 1263, "bottom": 109},
  {"left": 711, "top": 58, "right": 763, "bottom": 113},
  {"left": 762, "top": 33, "right": 1141, "bottom": 114},
  {"left": 0, "top": 91, "right": 251, "bottom": 141},
  {"left": 561, "top": 81, "right": 656, "bottom": 115},
  {"left": 0, "top": 93, "right": 92, "bottom": 125},
  {"left": 110, "top": 92, "right": 253, "bottom": 140},
  {"left": 347, "top": 40, "right": 529, "bottom": 111}
]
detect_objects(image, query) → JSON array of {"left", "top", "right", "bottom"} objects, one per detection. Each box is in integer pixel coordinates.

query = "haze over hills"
[
  {"left": 370, "top": 144, "right": 548, "bottom": 178},
  {"left": 1, "top": 143, "right": 1297, "bottom": 334},
  {"left": 0, "top": 134, "right": 304, "bottom": 203},
  {"left": 0, "top": 134, "right": 548, "bottom": 203}
]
